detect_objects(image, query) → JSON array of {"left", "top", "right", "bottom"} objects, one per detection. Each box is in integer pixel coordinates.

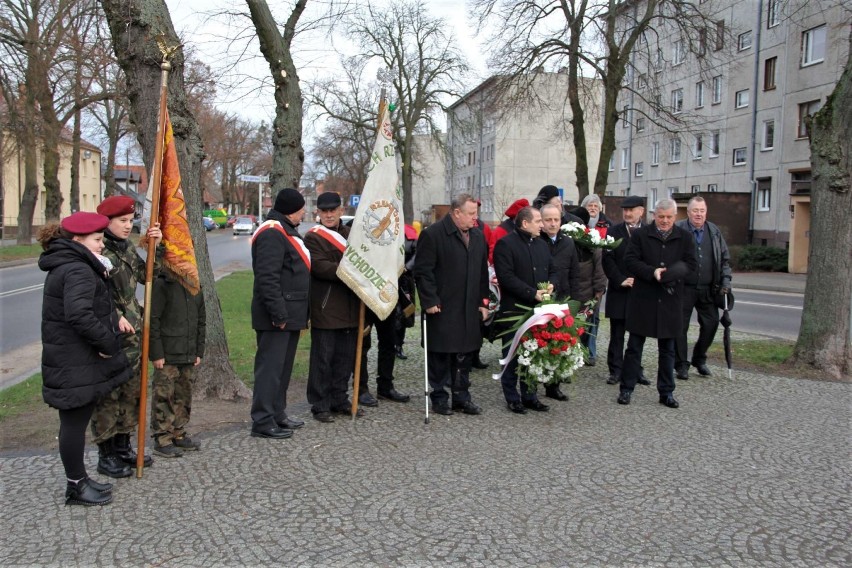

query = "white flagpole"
[{"left": 423, "top": 313, "right": 430, "bottom": 424}]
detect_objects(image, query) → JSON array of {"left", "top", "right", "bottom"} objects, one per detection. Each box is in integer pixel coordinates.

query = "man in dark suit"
[
  {"left": 539, "top": 202, "right": 579, "bottom": 401},
  {"left": 414, "top": 193, "right": 490, "bottom": 416},
  {"left": 602, "top": 195, "right": 651, "bottom": 386},
  {"left": 250, "top": 188, "right": 310, "bottom": 438},
  {"left": 493, "top": 206, "right": 555, "bottom": 414},
  {"left": 618, "top": 199, "right": 697, "bottom": 409}
]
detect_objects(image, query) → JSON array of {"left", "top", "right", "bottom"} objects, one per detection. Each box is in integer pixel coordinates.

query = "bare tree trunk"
[
  {"left": 70, "top": 108, "right": 82, "bottom": 212},
  {"left": 246, "top": 0, "right": 306, "bottom": 192},
  {"left": 792, "top": 40, "right": 852, "bottom": 379},
  {"left": 16, "top": 143, "right": 38, "bottom": 244},
  {"left": 99, "top": 0, "right": 249, "bottom": 400}
]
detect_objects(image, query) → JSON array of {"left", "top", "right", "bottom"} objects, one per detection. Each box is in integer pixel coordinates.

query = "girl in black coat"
[{"left": 38, "top": 212, "right": 132, "bottom": 506}]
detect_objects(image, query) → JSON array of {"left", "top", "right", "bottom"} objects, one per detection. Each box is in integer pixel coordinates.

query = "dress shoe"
[
  {"left": 113, "top": 434, "right": 153, "bottom": 467},
  {"left": 471, "top": 357, "right": 488, "bottom": 370},
  {"left": 606, "top": 374, "right": 620, "bottom": 385},
  {"left": 507, "top": 401, "right": 527, "bottom": 414},
  {"left": 585, "top": 356, "right": 597, "bottom": 367},
  {"left": 432, "top": 403, "right": 454, "bottom": 416},
  {"left": 637, "top": 376, "right": 651, "bottom": 386},
  {"left": 395, "top": 346, "right": 408, "bottom": 360},
  {"left": 358, "top": 392, "right": 379, "bottom": 407},
  {"left": 451, "top": 400, "right": 482, "bottom": 415},
  {"left": 250, "top": 426, "right": 294, "bottom": 438},
  {"left": 617, "top": 391, "right": 632, "bottom": 405},
  {"left": 331, "top": 405, "right": 365, "bottom": 417},
  {"left": 378, "top": 389, "right": 410, "bottom": 403},
  {"left": 313, "top": 412, "right": 335, "bottom": 423},
  {"left": 659, "top": 394, "right": 680, "bottom": 408},
  {"left": 676, "top": 367, "right": 690, "bottom": 380},
  {"left": 277, "top": 417, "right": 305, "bottom": 429},
  {"left": 545, "top": 384, "right": 569, "bottom": 401},
  {"left": 66, "top": 479, "right": 112, "bottom": 507},
  {"left": 695, "top": 363, "right": 712, "bottom": 376},
  {"left": 522, "top": 399, "right": 550, "bottom": 412}
]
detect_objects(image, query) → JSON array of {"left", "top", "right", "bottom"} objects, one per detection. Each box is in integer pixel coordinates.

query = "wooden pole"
[{"left": 136, "top": 60, "right": 171, "bottom": 477}]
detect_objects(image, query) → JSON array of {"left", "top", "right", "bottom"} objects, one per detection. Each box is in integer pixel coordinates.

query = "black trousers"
[
  {"left": 607, "top": 318, "right": 627, "bottom": 379},
  {"left": 676, "top": 286, "right": 720, "bottom": 370},
  {"left": 58, "top": 402, "right": 95, "bottom": 480},
  {"left": 499, "top": 336, "right": 539, "bottom": 403},
  {"left": 427, "top": 350, "right": 473, "bottom": 405},
  {"left": 621, "top": 333, "right": 675, "bottom": 396},
  {"left": 251, "top": 330, "right": 300, "bottom": 430},
  {"left": 307, "top": 327, "right": 357, "bottom": 413},
  {"left": 357, "top": 314, "right": 398, "bottom": 395}
]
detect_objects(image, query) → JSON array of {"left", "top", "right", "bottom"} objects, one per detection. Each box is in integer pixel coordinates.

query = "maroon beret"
[
  {"left": 97, "top": 195, "right": 135, "bottom": 218},
  {"left": 504, "top": 198, "right": 530, "bottom": 219},
  {"left": 60, "top": 212, "right": 109, "bottom": 235}
]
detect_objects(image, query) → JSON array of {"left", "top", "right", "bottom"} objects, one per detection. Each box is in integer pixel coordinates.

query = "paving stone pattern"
[{"left": 1, "top": 325, "right": 850, "bottom": 567}]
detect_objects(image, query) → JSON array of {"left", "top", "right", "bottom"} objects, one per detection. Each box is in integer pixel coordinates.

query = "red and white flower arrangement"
[{"left": 561, "top": 221, "right": 621, "bottom": 250}]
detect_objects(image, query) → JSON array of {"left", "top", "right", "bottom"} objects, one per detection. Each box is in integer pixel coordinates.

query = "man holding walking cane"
[{"left": 414, "top": 193, "right": 490, "bottom": 417}]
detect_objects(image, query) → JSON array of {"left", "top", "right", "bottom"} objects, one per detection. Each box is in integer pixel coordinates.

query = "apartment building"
[
  {"left": 446, "top": 73, "right": 604, "bottom": 224},
  {"left": 607, "top": 0, "right": 849, "bottom": 271}
]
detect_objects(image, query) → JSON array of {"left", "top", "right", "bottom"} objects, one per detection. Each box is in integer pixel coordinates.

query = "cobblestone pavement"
[{"left": 1, "top": 324, "right": 849, "bottom": 567}]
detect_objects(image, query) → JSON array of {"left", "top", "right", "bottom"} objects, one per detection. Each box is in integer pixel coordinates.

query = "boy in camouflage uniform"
[
  {"left": 91, "top": 196, "right": 161, "bottom": 478},
  {"left": 148, "top": 268, "right": 206, "bottom": 457}
]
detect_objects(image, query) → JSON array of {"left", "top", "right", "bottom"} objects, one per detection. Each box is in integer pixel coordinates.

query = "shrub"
[{"left": 731, "top": 245, "right": 788, "bottom": 272}]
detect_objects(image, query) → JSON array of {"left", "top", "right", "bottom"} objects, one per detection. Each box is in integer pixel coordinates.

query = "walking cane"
[{"left": 423, "top": 313, "right": 430, "bottom": 424}]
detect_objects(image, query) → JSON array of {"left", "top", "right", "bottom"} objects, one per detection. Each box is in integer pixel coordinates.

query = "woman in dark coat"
[{"left": 38, "top": 212, "right": 132, "bottom": 506}]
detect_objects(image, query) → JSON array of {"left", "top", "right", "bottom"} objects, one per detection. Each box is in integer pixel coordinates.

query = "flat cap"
[
  {"left": 621, "top": 195, "right": 645, "bottom": 208},
  {"left": 96, "top": 195, "right": 135, "bottom": 218},
  {"left": 317, "top": 192, "right": 342, "bottom": 210},
  {"left": 61, "top": 212, "right": 110, "bottom": 235}
]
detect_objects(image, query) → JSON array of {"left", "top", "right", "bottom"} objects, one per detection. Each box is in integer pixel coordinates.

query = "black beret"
[
  {"left": 273, "top": 188, "right": 305, "bottom": 215},
  {"left": 317, "top": 192, "right": 342, "bottom": 210},
  {"left": 621, "top": 195, "right": 645, "bottom": 209},
  {"left": 96, "top": 195, "right": 135, "bottom": 218},
  {"left": 61, "top": 212, "right": 110, "bottom": 235},
  {"left": 537, "top": 185, "right": 560, "bottom": 200}
]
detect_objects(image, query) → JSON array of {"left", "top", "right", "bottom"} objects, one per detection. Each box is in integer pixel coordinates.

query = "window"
[
  {"left": 733, "top": 147, "right": 747, "bottom": 166},
  {"left": 608, "top": 154, "right": 615, "bottom": 171},
  {"left": 712, "top": 76, "right": 722, "bottom": 104},
  {"left": 798, "top": 100, "right": 822, "bottom": 138},
  {"left": 764, "top": 57, "right": 777, "bottom": 90},
  {"left": 691, "top": 185, "right": 701, "bottom": 193},
  {"left": 735, "top": 89, "right": 750, "bottom": 109},
  {"left": 637, "top": 117, "right": 646, "bottom": 132},
  {"left": 710, "top": 131, "right": 720, "bottom": 157},
  {"left": 802, "top": 25, "right": 826, "bottom": 66},
  {"left": 622, "top": 105, "right": 630, "bottom": 128},
  {"left": 649, "top": 188, "right": 658, "bottom": 207},
  {"left": 654, "top": 94, "right": 662, "bottom": 116},
  {"left": 715, "top": 20, "right": 725, "bottom": 51},
  {"left": 758, "top": 185, "right": 771, "bottom": 211},
  {"left": 669, "top": 138, "right": 681, "bottom": 163},
  {"left": 654, "top": 48, "right": 664, "bottom": 72},
  {"left": 637, "top": 74, "right": 648, "bottom": 91},
  {"left": 651, "top": 142, "right": 660, "bottom": 165},
  {"left": 763, "top": 120, "right": 775, "bottom": 150},
  {"left": 694, "top": 135, "right": 703, "bottom": 159},
  {"left": 738, "top": 31, "right": 753, "bottom": 51},
  {"left": 667, "top": 186, "right": 678, "bottom": 197},
  {"left": 698, "top": 28, "right": 707, "bottom": 57},
  {"left": 671, "top": 88, "right": 684, "bottom": 113},
  {"left": 708, "top": 183, "right": 718, "bottom": 192},
  {"left": 768, "top": 0, "right": 781, "bottom": 28},
  {"left": 635, "top": 162, "right": 644, "bottom": 177},
  {"left": 673, "top": 39, "right": 686, "bottom": 65},
  {"left": 621, "top": 148, "right": 629, "bottom": 170},
  {"left": 695, "top": 82, "right": 705, "bottom": 108}
]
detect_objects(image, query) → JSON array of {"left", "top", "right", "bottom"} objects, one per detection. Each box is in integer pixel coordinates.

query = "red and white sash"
[
  {"left": 307, "top": 224, "right": 347, "bottom": 254},
  {"left": 251, "top": 220, "right": 311, "bottom": 271}
]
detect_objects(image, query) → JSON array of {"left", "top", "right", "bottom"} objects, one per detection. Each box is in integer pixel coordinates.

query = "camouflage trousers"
[
  {"left": 150, "top": 364, "right": 196, "bottom": 447},
  {"left": 90, "top": 332, "right": 142, "bottom": 444}
]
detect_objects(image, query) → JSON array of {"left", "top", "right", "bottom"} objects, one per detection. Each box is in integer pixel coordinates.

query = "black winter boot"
[
  {"left": 65, "top": 479, "right": 113, "bottom": 506},
  {"left": 113, "top": 433, "right": 153, "bottom": 467},
  {"left": 96, "top": 440, "right": 132, "bottom": 478}
]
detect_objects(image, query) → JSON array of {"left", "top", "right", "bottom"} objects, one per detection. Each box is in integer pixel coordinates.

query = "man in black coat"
[
  {"left": 675, "top": 196, "right": 732, "bottom": 379},
  {"left": 539, "top": 203, "right": 578, "bottom": 401},
  {"left": 493, "top": 206, "right": 555, "bottom": 414},
  {"left": 414, "top": 193, "right": 490, "bottom": 416},
  {"left": 602, "top": 195, "right": 651, "bottom": 386},
  {"left": 250, "top": 188, "right": 310, "bottom": 438},
  {"left": 618, "top": 199, "right": 698, "bottom": 409}
]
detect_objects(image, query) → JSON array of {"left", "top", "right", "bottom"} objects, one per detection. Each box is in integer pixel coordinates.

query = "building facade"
[
  {"left": 607, "top": 0, "right": 849, "bottom": 271},
  {"left": 446, "top": 73, "right": 604, "bottom": 224}
]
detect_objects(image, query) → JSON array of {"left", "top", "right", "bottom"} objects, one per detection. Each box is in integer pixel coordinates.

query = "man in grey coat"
[{"left": 414, "top": 193, "right": 490, "bottom": 416}]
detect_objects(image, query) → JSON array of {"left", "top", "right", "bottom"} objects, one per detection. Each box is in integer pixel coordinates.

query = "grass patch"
[
  {"left": 707, "top": 339, "right": 794, "bottom": 370},
  {"left": 0, "top": 374, "right": 43, "bottom": 421},
  {"left": 216, "top": 271, "right": 311, "bottom": 387},
  {"left": 0, "top": 243, "right": 42, "bottom": 262}
]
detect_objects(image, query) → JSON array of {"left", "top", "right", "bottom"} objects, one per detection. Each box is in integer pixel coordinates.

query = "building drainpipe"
[{"left": 747, "top": 0, "right": 764, "bottom": 245}]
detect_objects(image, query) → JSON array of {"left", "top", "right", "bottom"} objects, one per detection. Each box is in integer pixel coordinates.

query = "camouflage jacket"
[{"left": 102, "top": 232, "right": 161, "bottom": 331}]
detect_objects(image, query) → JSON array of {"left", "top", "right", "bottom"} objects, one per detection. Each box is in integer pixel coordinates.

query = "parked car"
[
  {"left": 233, "top": 215, "right": 255, "bottom": 236},
  {"left": 202, "top": 216, "right": 217, "bottom": 231}
]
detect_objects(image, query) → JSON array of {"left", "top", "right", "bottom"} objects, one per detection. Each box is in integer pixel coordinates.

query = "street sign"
[
  {"left": 240, "top": 175, "right": 269, "bottom": 183},
  {"left": 350, "top": 195, "right": 361, "bottom": 207}
]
